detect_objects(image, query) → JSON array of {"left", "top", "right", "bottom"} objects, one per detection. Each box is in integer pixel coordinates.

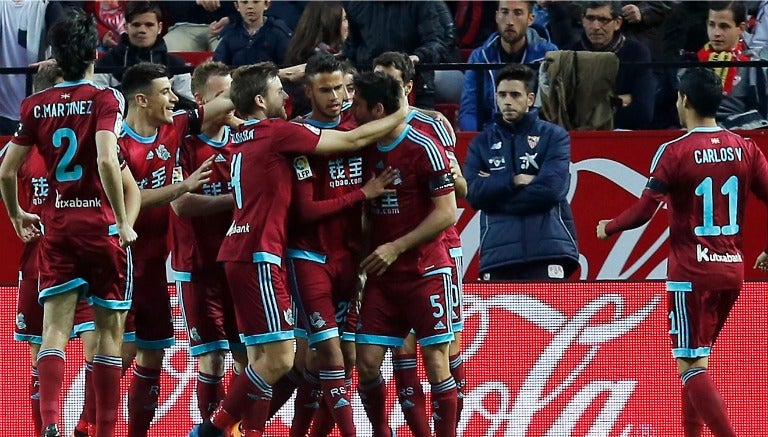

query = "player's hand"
[
  {"left": 197, "top": 0, "right": 221, "bottom": 12},
  {"left": 28, "top": 58, "right": 57, "bottom": 70},
  {"left": 596, "top": 219, "right": 611, "bottom": 240},
  {"left": 361, "top": 167, "right": 397, "bottom": 200},
  {"left": 621, "top": 4, "right": 642, "bottom": 23},
  {"left": 183, "top": 156, "right": 214, "bottom": 193},
  {"left": 102, "top": 31, "right": 118, "bottom": 49},
  {"left": 754, "top": 251, "right": 768, "bottom": 271},
  {"left": 513, "top": 174, "right": 534, "bottom": 186},
  {"left": 209, "top": 17, "right": 229, "bottom": 36},
  {"left": 116, "top": 223, "right": 138, "bottom": 248},
  {"left": 361, "top": 242, "right": 403, "bottom": 276},
  {"left": 10, "top": 210, "right": 41, "bottom": 243}
]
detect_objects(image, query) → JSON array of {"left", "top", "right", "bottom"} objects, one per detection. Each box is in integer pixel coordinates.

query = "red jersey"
[
  {"left": 366, "top": 124, "right": 455, "bottom": 275},
  {"left": 648, "top": 126, "right": 768, "bottom": 291},
  {"left": 171, "top": 128, "right": 233, "bottom": 272},
  {"left": 406, "top": 109, "right": 461, "bottom": 250},
  {"left": 217, "top": 118, "right": 321, "bottom": 263},
  {"left": 13, "top": 80, "right": 124, "bottom": 236},
  {"left": 288, "top": 109, "right": 365, "bottom": 258},
  {"left": 118, "top": 109, "right": 202, "bottom": 260}
]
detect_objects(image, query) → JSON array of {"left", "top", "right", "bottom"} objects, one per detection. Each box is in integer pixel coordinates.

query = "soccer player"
[
  {"left": 353, "top": 71, "right": 458, "bottom": 437},
  {"left": 285, "top": 52, "right": 396, "bottom": 437},
  {"left": 373, "top": 50, "right": 468, "bottom": 433},
  {"left": 117, "top": 61, "right": 234, "bottom": 436},
  {"left": 597, "top": 67, "right": 768, "bottom": 437},
  {"left": 170, "top": 61, "right": 247, "bottom": 421},
  {"left": 0, "top": 10, "right": 138, "bottom": 437},
  {"left": 190, "top": 61, "right": 408, "bottom": 437}
]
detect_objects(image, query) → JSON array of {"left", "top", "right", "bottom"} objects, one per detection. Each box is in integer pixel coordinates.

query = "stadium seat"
[{"left": 171, "top": 51, "right": 214, "bottom": 67}]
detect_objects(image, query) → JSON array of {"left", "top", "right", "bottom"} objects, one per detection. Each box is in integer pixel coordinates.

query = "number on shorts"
[
  {"left": 430, "top": 294, "right": 445, "bottom": 319},
  {"left": 52, "top": 127, "right": 83, "bottom": 182},
  {"left": 668, "top": 310, "right": 679, "bottom": 335}
]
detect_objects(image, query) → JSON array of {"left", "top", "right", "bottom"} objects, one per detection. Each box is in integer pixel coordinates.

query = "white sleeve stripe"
[
  {"left": 650, "top": 131, "right": 693, "bottom": 172},
  {"left": 413, "top": 111, "right": 453, "bottom": 147},
  {"left": 408, "top": 129, "right": 445, "bottom": 171}
]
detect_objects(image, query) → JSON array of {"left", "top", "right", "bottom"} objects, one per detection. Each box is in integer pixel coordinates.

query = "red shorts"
[
  {"left": 16, "top": 277, "right": 95, "bottom": 344},
  {"left": 224, "top": 261, "right": 294, "bottom": 346},
  {"left": 357, "top": 268, "right": 454, "bottom": 348},
  {"left": 176, "top": 264, "right": 242, "bottom": 356},
  {"left": 448, "top": 248, "right": 463, "bottom": 332},
  {"left": 667, "top": 284, "right": 739, "bottom": 359},
  {"left": 286, "top": 252, "right": 357, "bottom": 346},
  {"left": 38, "top": 234, "right": 130, "bottom": 310},
  {"left": 123, "top": 258, "right": 174, "bottom": 350}
]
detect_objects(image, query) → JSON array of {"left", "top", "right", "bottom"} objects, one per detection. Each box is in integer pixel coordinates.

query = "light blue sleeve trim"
[
  {"left": 423, "top": 267, "right": 453, "bottom": 278},
  {"left": 418, "top": 332, "right": 455, "bottom": 347},
  {"left": 293, "top": 328, "right": 308, "bottom": 339},
  {"left": 90, "top": 295, "right": 132, "bottom": 311},
  {"left": 340, "top": 332, "right": 356, "bottom": 342},
  {"left": 71, "top": 321, "right": 95, "bottom": 337},
  {"left": 451, "top": 321, "right": 464, "bottom": 333},
  {"left": 108, "top": 224, "right": 118, "bottom": 236},
  {"left": 355, "top": 334, "right": 405, "bottom": 348},
  {"left": 123, "top": 331, "right": 136, "bottom": 343},
  {"left": 189, "top": 340, "right": 230, "bottom": 357},
  {"left": 39, "top": 278, "right": 88, "bottom": 304},
  {"left": 308, "top": 327, "right": 340, "bottom": 346},
  {"left": 252, "top": 252, "right": 282, "bottom": 266},
  {"left": 672, "top": 346, "right": 711, "bottom": 358},
  {"left": 136, "top": 337, "right": 176, "bottom": 350},
  {"left": 286, "top": 249, "right": 327, "bottom": 264},
  {"left": 666, "top": 281, "right": 693, "bottom": 292},
  {"left": 171, "top": 270, "right": 192, "bottom": 282},
  {"left": 14, "top": 333, "right": 43, "bottom": 344},
  {"left": 241, "top": 330, "right": 295, "bottom": 346},
  {"left": 448, "top": 247, "right": 463, "bottom": 258}
]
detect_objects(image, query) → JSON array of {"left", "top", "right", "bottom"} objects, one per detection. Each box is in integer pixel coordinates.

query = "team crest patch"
[
  {"left": 392, "top": 168, "right": 402, "bottom": 186},
  {"left": 527, "top": 135, "right": 540, "bottom": 149},
  {"left": 156, "top": 144, "right": 171, "bottom": 160},
  {"left": 16, "top": 313, "right": 26, "bottom": 330},
  {"left": 293, "top": 155, "right": 314, "bottom": 180},
  {"left": 310, "top": 312, "right": 326, "bottom": 328},
  {"left": 284, "top": 308, "right": 295, "bottom": 325}
]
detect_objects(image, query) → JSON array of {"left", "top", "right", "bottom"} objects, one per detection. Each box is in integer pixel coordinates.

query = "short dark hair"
[
  {"left": 191, "top": 61, "right": 230, "bottom": 95},
  {"left": 494, "top": 64, "right": 536, "bottom": 93},
  {"left": 341, "top": 60, "right": 357, "bottom": 77},
  {"left": 353, "top": 72, "right": 402, "bottom": 115},
  {"left": 33, "top": 64, "right": 64, "bottom": 93},
  {"left": 709, "top": 1, "right": 747, "bottom": 24},
  {"left": 498, "top": 1, "right": 535, "bottom": 14},
  {"left": 678, "top": 68, "right": 723, "bottom": 118},
  {"left": 230, "top": 62, "right": 279, "bottom": 116},
  {"left": 125, "top": 1, "right": 163, "bottom": 23},
  {"left": 121, "top": 62, "right": 170, "bottom": 105},
  {"left": 581, "top": 1, "right": 622, "bottom": 19},
  {"left": 372, "top": 51, "right": 415, "bottom": 83},
  {"left": 305, "top": 51, "right": 343, "bottom": 79},
  {"left": 49, "top": 9, "right": 98, "bottom": 81}
]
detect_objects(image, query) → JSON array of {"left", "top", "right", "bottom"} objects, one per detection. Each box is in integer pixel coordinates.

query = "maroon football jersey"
[
  {"left": 217, "top": 118, "right": 321, "bottom": 263},
  {"left": 366, "top": 124, "right": 455, "bottom": 275},
  {"left": 171, "top": 128, "right": 233, "bottom": 272},
  {"left": 118, "top": 109, "right": 202, "bottom": 260},
  {"left": 13, "top": 80, "right": 124, "bottom": 236},
  {"left": 288, "top": 109, "right": 365, "bottom": 257},
  {"left": 649, "top": 126, "right": 768, "bottom": 290}
]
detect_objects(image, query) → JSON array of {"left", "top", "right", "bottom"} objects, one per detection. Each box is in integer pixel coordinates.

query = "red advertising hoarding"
[{"left": 0, "top": 282, "right": 765, "bottom": 436}]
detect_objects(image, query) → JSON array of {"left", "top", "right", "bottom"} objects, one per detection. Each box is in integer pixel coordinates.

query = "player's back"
[
  {"left": 14, "top": 81, "right": 124, "bottom": 236},
  {"left": 653, "top": 126, "right": 768, "bottom": 290}
]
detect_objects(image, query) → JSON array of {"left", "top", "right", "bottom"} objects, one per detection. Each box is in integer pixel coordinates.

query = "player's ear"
[
  {"left": 135, "top": 92, "right": 149, "bottom": 108},
  {"left": 304, "top": 83, "right": 312, "bottom": 100},
  {"left": 255, "top": 94, "right": 266, "bottom": 111},
  {"left": 404, "top": 80, "right": 414, "bottom": 97},
  {"left": 373, "top": 102, "right": 385, "bottom": 118}
]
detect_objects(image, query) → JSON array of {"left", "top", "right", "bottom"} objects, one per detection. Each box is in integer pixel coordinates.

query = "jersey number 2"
[
  {"left": 694, "top": 175, "right": 739, "bottom": 237},
  {"left": 52, "top": 128, "right": 83, "bottom": 182}
]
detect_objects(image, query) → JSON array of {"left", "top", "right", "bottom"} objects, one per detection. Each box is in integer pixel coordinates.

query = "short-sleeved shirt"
[
  {"left": 648, "top": 126, "right": 768, "bottom": 291},
  {"left": 366, "top": 124, "right": 455, "bottom": 275},
  {"left": 171, "top": 128, "right": 233, "bottom": 272},
  {"left": 118, "top": 109, "right": 202, "bottom": 260},
  {"left": 217, "top": 118, "right": 321, "bottom": 264},
  {"left": 13, "top": 80, "right": 124, "bottom": 236},
  {"left": 288, "top": 109, "right": 364, "bottom": 258}
]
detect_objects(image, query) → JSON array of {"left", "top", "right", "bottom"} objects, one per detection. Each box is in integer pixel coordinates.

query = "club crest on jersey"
[
  {"left": 155, "top": 144, "right": 171, "bottom": 160},
  {"left": 293, "top": 155, "right": 314, "bottom": 180},
  {"left": 527, "top": 135, "right": 540, "bottom": 149},
  {"left": 392, "top": 168, "right": 402, "bottom": 186}
]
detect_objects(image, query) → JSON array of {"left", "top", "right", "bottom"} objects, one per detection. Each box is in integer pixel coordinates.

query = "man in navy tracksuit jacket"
[{"left": 464, "top": 64, "right": 579, "bottom": 280}]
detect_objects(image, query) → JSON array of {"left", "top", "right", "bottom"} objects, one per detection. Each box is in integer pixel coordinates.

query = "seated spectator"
[
  {"left": 94, "top": 1, "right": 194, "bottom": 106},
  {"left": 567, "top": 1, "right": 655, "bottom": 129},
  {"left": 459, "top": 1, "right": 558, "bottom": 132},
  {"left": 162, "top": 0, "right": 237, "bottom": 52},
  {"left": 213, "top": 0, "right": 292, "bottom": 67},
  {"left": 700, "top": 1, "right": 768, "bottom": 128}
]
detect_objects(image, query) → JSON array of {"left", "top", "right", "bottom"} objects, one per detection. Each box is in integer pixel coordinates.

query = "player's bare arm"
[
  {"left": 96, "top": 130, "right": 137, "bottom": 248},
  {"left": 596, "top": 188, "right": 663, "bottom": 240},
  {"left": 121, "top": 166, "right": 141, "bottom": 226},
  {"left": 449, "top": 160, "right": 467, "bottom": 199},
  {"left": 140, "top": 156, "right": 214, "bottom": 209},
  {"left": 200, "top": 90, "right": 236, "bottom": 131},
  {"left": 361, "top": 192, "right": 457, "bottom": 276},
  {"left": 171, "top": 192, "right": 234, "bottom": 218},
  {"left": 0, "top": 142, "right": 41, "bottom": 243}
]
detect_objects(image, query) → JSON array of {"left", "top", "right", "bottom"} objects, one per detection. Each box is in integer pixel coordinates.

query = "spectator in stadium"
[
  {"left": 458, "top": 1, "right": 558, "bottom": 132},
  {"left": 534, "top": 1, "right": 582, "bottom": 48},
  {"left": 162, "top": 0, "right": 237, "bottom": 52},
  {"left": 83, "top": 0, "right": 127, "bottom": 52},
  {"left": 94, "top": 1, "right": 195, "bottom": 108},
  {"left": 464, "top": 64, "right": 579, "bottom": 281},
  {"left": 266, "top": 0, "right": 307, "bottom": 32},
  {"left": 341, "top": 60, "right": 357, "bottom": 102},
  {"left": 567, "top": 1, "right": 655, "bottom": 130},
  {"left": 213, "top": 0, "right": 292, "bottom": 67}
]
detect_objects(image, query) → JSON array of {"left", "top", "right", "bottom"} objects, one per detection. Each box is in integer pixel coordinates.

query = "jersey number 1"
[
  {"left": 694, "top": 175, "right": 739, "bottom": 237},
  {"left": 52, "top": 128, "right": 83, "bottom": 182}
]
